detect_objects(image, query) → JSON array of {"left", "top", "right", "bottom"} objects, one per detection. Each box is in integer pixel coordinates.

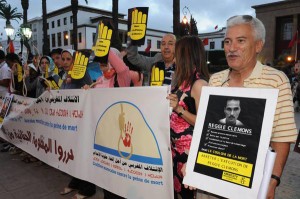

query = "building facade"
[
  {"left": 25, "top": 5, "right": 169, "bottom": 55},
  {"left": 198, "top": 28, "right": 226, "bottom": 64},
  {"left": 253, "top": 0, "right": 300, "bottom": 64}
]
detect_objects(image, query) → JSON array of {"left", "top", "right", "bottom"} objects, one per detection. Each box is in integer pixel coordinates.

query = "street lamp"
[
  {"left": 20, "top": 24, "right": 32, "bottom": 40},
  {"left": 5, "top": 24, "right": 15, "bottom": 38},
  {"left": 19, "top": 24, "right": 33, "bottom": 58},
  {"left": 181, "top": 6, "right": 191, "bottom": 36},
  {"left": 182, "top": 6, "right": 191, "bottom": 24}
]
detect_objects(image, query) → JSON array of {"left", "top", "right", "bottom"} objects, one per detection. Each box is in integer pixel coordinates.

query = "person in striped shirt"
[
  {"left": 126, "top": 34, "right": 176, "bottom": 86},
  {"left": 201, "top": 15, "right": 298, "bottom": 199}
]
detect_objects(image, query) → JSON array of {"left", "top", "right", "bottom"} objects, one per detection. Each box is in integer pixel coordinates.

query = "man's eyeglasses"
[{"left": 227, "top": 15, "right": 253, "bottom": 22}]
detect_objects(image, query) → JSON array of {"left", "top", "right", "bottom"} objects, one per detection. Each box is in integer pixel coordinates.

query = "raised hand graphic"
[
  {"left": 92, "top": 22, "right": 112, "bottom": 58},
  {"left": 127, "top": 8, "right": 147, "bottom": 41},
  {"left": 70, "top": 52, "right": 88, "bottom": 79},
  {"left": 150, "top": 65, "right": 164, "bottom": 86}
]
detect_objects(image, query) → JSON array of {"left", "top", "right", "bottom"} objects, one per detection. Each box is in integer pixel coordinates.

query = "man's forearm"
[
  {"left": 270, "top": 142, "right": 290, "bottom": 177},
  {"left": 269, "top": 141, "right": 290, "bottom": 188},
  {"left": 126, "top": 44, "right": 161, "bottom": 71}
]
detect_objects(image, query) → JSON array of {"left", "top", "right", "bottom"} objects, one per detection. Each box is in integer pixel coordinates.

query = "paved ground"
[{"left": 0, "top": 114, "right": 299, "bottom": 199}]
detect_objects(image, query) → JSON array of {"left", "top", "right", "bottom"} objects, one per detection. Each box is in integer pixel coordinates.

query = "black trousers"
[
  {"left": 68, "top": 177, "right": 96, "bottom": 196},
  {"left": 103, "top": 189, "right": 125, "bottom": 199}
]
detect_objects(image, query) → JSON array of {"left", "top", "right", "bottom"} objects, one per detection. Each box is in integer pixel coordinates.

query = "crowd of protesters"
[{"left": 0, "top": 14, "right": 298, "bottom": 199}]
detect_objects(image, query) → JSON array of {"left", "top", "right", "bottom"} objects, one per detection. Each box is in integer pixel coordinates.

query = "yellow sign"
[
  {"left": 196, "top": 152, "right": 253, "bottom": 177},
  {"left": 150, "top": 65, "right": 164, "bottom": 86},
  {"left": 222, "top": 171, "right": 250, "bottom": 187},
  {"left": 128, "top": 8, "right": 147, "bottom": 41},
  {"left": 17, "top": 63, "right": 23, "bottom": 82},
  {"left": 92, "top": 22, "right": 112, "bottom": 58},
  {"left": 70, "top": 52, "right": 88, "bottom": 80}
]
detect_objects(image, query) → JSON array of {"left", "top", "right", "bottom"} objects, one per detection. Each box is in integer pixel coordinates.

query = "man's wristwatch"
[{"left": 271, "top": 174, "right": 280, "bottom": 186}]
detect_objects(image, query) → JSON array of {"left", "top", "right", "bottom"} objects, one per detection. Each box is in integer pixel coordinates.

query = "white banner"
[{"left": 0, "top": 87, "right": 174, "bottom": 199}]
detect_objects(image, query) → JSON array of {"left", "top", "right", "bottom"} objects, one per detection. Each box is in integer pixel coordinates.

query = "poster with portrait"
[
  {"left": 0, "top": 93, "right": 14, "bottom": 125},
  {"left": 183, "top": 87, "right": 279, "bottom": 199}
]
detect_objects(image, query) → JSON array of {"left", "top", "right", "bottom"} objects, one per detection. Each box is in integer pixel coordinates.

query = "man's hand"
[
  {"left": 127, "top": 8, "right": 147, "bottom": 40},
  {"left": 70, "top": 52, "right": 88, "bottom": 79},
  {"left": 150, "top": 65, "right": 164, "bottom": 86},
  {"left": 92, "top": 22, "right": 112, "bottom": 57}
]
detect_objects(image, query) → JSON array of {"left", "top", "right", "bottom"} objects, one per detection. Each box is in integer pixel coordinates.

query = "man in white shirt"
[{"left": 0, "top": 50, "right": 11, "bottom": 92}]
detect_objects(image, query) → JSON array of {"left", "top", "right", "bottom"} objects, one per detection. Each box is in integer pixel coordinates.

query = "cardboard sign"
[
  {"left": 70, "top": 52, "right": 88, "bottom": 79},
  {"left": 128, "top": 7, "right": 149, "bottom": 46},
  {"left": 92, "top": 20, "right": 113, "bottom": 63},
  {"left": 16, "top": 63, "right": 24, "bottom": 82},
  {"left": 184, "top": 87, "right": 279, "bottom": 199},
  {"left": 0, "top": 93, "right": 13, "bottom": 124}
]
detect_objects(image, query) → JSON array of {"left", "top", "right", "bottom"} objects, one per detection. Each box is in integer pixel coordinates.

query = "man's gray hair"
[
  {"left": 226, "top": 15, "right": 266, "bottom": 44},
  {"left": 163, "top": 33, "right": 177, "bottom": 41}
]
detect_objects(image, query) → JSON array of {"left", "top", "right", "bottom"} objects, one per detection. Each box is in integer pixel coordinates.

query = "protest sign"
[
  {"left": 184, "top": 87, "right": 278, "bottom": 199},
  {"left": 0, "top": 87, "right": 173, "bottom": 199}
]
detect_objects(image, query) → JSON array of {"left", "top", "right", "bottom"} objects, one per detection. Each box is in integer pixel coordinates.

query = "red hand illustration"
[{"left": 122, "top": 121, "right": 133, "bottom": 147}]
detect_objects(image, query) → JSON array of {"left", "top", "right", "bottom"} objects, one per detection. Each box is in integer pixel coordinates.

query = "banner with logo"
[{"left": 0, "top": 87, "right": 173, "bottom": 199}]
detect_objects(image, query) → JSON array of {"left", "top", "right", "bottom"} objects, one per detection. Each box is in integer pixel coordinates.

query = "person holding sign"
[
  {"left": 24, "top": 56, "right": 61, "bottom": 98},
  {"left": 59, "top": 49, "right": 95, "bottom": 199},
  {"left": 206, "top": 15, "right": 298, "bottom": 199},
  {"left": 167, "top": 36, "right": 209, "bottom": 199},
  {"left": 89, "top": 20, "right": 142, "bottom": 89},
  {"left": 126, "top": 7, "right": 175, "bottom": 86},
  {"left": 23, "top": 63, "right": 39, "bottom": 98},
  {"left": 86, "top": 20, "right": 131, "bottom": 199},
  {"left": 60, "top": 49, "right": 92, "bottom": 89},
  {"left": 83, "top": 48, "right": 137, "bottom": 89}
]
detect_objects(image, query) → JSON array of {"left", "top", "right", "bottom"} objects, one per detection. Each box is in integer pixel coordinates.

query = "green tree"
[
  {"left": 0, "top": 3, "right": 22, "bottom": 26},
  {"left": 180, "top": 22, "right": 189, "bottom": 37},
  {"left": 190, "top": 15, "right": 198, "bottom": 36},
  {"left": 71, "top": 0, "right": 88, "bottom": 51}
]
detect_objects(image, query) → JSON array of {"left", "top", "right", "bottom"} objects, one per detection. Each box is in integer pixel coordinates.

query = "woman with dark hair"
[{"left": 167, "top": 35, "right": 210, "bottom": 199}]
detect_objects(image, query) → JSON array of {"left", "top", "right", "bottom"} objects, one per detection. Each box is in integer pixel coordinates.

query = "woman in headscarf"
[
  {"left": 59, "top": 49, "right": 96, "bottom": 199},
  {"left": 24, "top": 55, "right": 61, "bottom": 98}
]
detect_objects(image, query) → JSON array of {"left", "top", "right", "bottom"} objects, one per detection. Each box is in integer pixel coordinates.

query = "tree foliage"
[
  {"left": 179, "top": 15, "right": 198, "bottom": 37},
  {"left": 0, "top": 3, "right": 22, "bottom": 25},
  {"left": 189, "top": 15, "right": 198, "bottom": 36}
]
